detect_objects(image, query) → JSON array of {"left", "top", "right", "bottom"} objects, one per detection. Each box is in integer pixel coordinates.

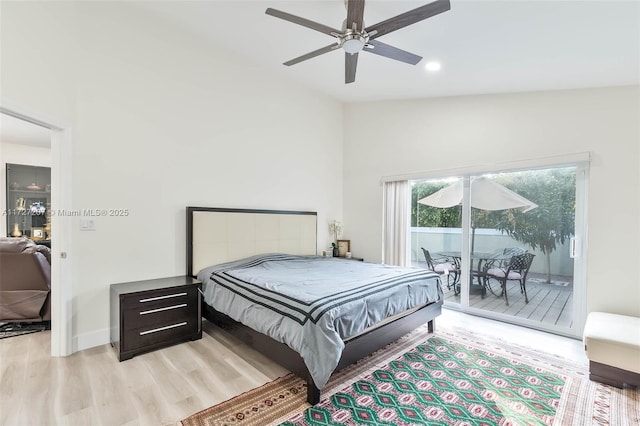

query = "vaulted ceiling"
[
  {"left": 2, "top": 1, "right": 638, "bottom": 147},
  {"left": 136, "top": 0, "right": 639, "bottom": 102}
]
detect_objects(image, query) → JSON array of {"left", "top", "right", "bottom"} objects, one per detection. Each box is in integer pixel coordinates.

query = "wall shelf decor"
[{"left": 5, "top": 163, "right": 51, "bottom": 241}]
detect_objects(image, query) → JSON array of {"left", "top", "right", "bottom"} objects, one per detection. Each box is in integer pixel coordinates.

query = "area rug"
[
  {"left": 180, "top": 326, "right": 639, "bottom": 426},
  {"left": 0, "top": 322, "right": 49, "bottom": 339}
]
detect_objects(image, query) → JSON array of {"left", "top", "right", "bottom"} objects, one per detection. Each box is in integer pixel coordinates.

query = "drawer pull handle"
[
  {"left": 140, "top": 304, "right": 188, "bottom": 315},
  {"left": 139, "top": 322, "right": 187, "bottom": 336},
  {"left": 139, "top": 292, "right": 187, "bottom": 303}
]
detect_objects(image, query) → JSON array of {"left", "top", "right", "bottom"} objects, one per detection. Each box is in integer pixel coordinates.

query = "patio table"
[{"left": 436, "top": 251, "right": 512, "bottom": 296}]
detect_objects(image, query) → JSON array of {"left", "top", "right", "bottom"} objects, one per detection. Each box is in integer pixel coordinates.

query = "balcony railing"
[{"left": 410, "top": 227, "right": 573, "bottom": 277}]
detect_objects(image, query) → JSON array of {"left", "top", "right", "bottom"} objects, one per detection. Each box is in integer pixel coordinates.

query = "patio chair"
[
  {"left": 489, "top": 247, "right": 526, "bottom": 269},
  {"left": 484, "top": 252, "right": 535, "bottom": 306},
  {"left": 503, "top": 247, "right": 526, "bottom": 256},
  {"left": 502, "top": 247, "right": 527, "bottom": 263},
  {"left": 421, "top": 248, "right": 459, "bottom": 293}
]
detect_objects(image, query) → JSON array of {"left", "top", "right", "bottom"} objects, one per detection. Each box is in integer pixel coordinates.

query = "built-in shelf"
[
  {"left": 8, "top": 190, "right": 51, "bottom": 195},
  {"left": 6, "top": 163, "right": 52, "bottom": 240}
]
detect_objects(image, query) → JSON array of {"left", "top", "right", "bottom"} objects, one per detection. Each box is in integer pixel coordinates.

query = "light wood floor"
[{"left": 0, "top": 309, "right": 586, "bottom": 426}]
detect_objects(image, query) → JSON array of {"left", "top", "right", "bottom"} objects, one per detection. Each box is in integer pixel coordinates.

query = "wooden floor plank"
[{"left": 0, "top": 310, "right": 585, "bottom": 425}]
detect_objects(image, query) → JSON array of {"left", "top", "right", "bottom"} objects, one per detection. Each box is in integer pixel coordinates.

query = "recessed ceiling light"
[{"left": 425, "top": 61, "right": 441, "bottom": 72}]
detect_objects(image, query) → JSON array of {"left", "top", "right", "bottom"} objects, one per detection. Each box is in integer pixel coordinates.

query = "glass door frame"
[{"left": 410, "top": 156, "right": 589, "bottom": 339}]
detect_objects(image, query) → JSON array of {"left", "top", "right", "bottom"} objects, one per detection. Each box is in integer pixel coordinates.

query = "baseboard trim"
[{"left": 73, "top": 327, "right": 110, "bottom": 352}]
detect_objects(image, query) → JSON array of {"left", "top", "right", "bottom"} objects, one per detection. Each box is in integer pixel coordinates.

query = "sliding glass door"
[
  {"left": 410, "top": 178, "right": 463, "bottom": 300},
  {"left": 410, "top": 164, "right": 586, "bottom": 337}
]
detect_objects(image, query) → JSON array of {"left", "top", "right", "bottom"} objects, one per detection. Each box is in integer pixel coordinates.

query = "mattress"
[{"left": 197, "top": 253, "right": 442, "bottom": 388}]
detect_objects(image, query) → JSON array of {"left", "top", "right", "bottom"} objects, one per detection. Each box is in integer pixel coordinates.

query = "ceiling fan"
[{"left": 265, "top": 0, "right": 451, "bottom": 84}]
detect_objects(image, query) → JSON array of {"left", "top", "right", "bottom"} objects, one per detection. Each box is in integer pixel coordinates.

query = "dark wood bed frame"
[{"left": 187, "top": 206, "right": 443, "bottom": 405}]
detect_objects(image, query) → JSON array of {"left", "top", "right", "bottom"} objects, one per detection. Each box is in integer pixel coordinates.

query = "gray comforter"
[{"left": 197, "top": 254, "right": 442, "bottom": 388}]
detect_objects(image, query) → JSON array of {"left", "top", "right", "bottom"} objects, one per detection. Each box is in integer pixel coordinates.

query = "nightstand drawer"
[
  {"left": 122, "top": 286, "right": 197, "bottom": 311},
  {"left": 123, "top": 299, "right": 197, "bottom": 328},
  {"left": 122, "top": 316, "right": 200, "bottom": 352}
]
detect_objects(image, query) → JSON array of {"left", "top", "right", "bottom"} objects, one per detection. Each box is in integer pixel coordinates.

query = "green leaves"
[
  {"left": 411, "top": 182, "right": 461, "bottom": 228},
  {"left": 489, "top": 169, "right": 575, "bottom": 256},
  {"left": 412, "top": 168, "right": 576, "bottom": 258}
]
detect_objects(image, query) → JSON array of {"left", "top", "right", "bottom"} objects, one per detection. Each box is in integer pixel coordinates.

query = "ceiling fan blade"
[
  {"left": 266, "top": 8, "right": 340, "bottom": 36},
  {"left": 345, "top": 52, "right": 359, "bottom": 84},
  {"left": 284, "top": 43, "right": 340, "bottom": 66},
  {"left": 366, "top": 0, "right": 450, "bottom": 40},
  {"left": 346, "top": 0, "right": 366, "bottom": 31},
  {"left": 364, "top": 40, "right": 422, "bottom": 65}
]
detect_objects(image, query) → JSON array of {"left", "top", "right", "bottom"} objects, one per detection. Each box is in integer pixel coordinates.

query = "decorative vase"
[
  {"left": 333, "top": 247, "right": 339, "bottom": 257},
  {"left": 10, "top": 223, "right": 22, "bottom": 237},
  {"left": 16, "top": 197, "right": 26, "bottom": 211}
]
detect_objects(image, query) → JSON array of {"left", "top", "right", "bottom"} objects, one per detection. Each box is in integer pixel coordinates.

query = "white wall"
[
  {"left": 3, "top": 2, "right": 638, "bottom": 350},
  {"left": 1, "top": 2, "right": 344, "bottom": 349},
  {"left": 0, "top": 142, "right": 52, "bottom": 236},
  {"left": 343, "top": 86, "right": 640, "bottom": 317}
]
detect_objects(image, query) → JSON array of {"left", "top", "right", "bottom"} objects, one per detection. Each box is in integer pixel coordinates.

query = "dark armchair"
[
  {"left": 485, "top": 252, "right": 535, "bottom": 306},
  {"left": 421, "top": 248, "right": 459, "bottom": 292},
  {"left": 0, "top": 237, "right": 51, "bottom": 322}
]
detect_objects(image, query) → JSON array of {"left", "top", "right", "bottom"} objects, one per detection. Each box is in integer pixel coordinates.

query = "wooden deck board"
[
  {"left": 442, "top": 272, "right": 574, "bottom": 332},
  {"left": 545, "top": 290, "right": 571, "bottom": 326}
]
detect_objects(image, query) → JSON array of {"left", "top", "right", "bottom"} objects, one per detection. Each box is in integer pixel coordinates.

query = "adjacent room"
[{"left": 1, "top": 1, "right": 638, "bottom": 425}]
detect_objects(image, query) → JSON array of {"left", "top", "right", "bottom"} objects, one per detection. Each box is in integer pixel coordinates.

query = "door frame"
[
  {"left": 407, "top": 153, "right": 590, "bottom": 338},
  {"left": 463, "top": 165, "right": 588, "bottom": 338},
  {"left": 1, "top": 100, "right": 73, "bottom": 356}
]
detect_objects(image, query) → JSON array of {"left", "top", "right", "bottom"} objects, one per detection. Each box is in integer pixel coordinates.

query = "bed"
[{"left": 187, "top": 207, "right": 444, "bottom": 404}]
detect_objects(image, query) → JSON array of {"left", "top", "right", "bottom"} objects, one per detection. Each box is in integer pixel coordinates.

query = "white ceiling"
[
  {"left": 0, "top": 0, "right": 637, "bottom": 150},
  {"left": 135, "top": 0, "right": 640, "bottom": 102},
  {"left": 0, "top": 114, "right": 51, "bottom": 149}
]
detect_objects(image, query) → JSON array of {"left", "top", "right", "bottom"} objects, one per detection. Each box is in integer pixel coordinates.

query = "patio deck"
[{"left": 416, "top": 262, "right": 574, "bottom": 329}]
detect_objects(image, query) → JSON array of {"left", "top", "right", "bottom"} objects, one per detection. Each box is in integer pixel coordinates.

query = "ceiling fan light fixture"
[
  {"left": 340, "top": 30, "right": 369, "bottom": 54},
  {"left": 342, "top": 38, "right": 365, "bottom": 54}
]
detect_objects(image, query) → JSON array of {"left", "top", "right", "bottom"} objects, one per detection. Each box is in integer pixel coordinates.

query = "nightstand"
[{"left": 110, "top": 276, "right": 202, "bottom": 361}]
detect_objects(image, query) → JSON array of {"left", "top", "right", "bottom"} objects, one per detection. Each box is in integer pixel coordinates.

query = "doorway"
[{"left": 0, "top": 107, "right": 72, "bottom": 356}]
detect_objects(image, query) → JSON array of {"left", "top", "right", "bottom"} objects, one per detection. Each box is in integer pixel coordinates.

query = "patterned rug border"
[
  {"left": 179, "top": 373, "right": 308, "bottom": 426},
  {"left": 180, "top": 324, "right": 639, "bottom": 426}
]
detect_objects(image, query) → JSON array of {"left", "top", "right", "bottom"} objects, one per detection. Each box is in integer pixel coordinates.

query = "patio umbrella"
[{"left": 418, "top": 176, "right": 538, "bottom": 252}]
